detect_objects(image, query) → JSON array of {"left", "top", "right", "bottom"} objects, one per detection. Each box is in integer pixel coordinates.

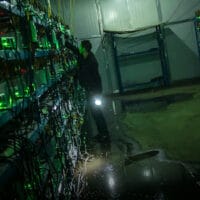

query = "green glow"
[
  {"left": 48, "top": 42, "right": 51, "bottom": 48},
  {"left": 79, "top": 45, "right": 84, "bottom": 54},
  {"left": 15, "top": 91, "right": 20, "bottom": 97},
  {"left": 39, "top": 42, "right": 43, "bottom": 48},
  {"left": 55, "top": 41, "right": 59, "bottom": 50},
  {"left": 52, "top": 30, "right": 59, "bottom": 50},
  {"left": 72, "top": 59, "right": 77, "bottom": 65},
  {"left": 1, "top": 37, "right": 16, "bottom": 49},
  {"left": 32, "top": 83, "right": 36, "bottom": 91},
  {"left": 0, "top": 102, "right": 3, "bottom": 107},
  {"left": 24, "top": 183, "right": 32, "bottom": 190},
  {"left": 3, "top": 42, "right": 9, "bottom": 46},
  {"left": 24, "top": 87, "right": 30, "bottom": 96},
  {"left": 60, "top": 25, "right": 65, "bottom": 33},
  {"left": 9, "top": 96, "right": 12, "bottom": 106},
  {"left": 39, "top": 37, "right": 51, "bottom": 49},
  {"left": 23, "top": 84, "right": 35, "bottom": 96},
  {"left": 4, "top": 147, "right": 14, "bottom": 157},
  {"left": 30, "top": 21, "right": 38, "bottom": 42}
]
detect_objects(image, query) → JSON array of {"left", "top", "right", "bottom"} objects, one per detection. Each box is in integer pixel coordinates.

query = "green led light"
[
  {"left": 9, "top": 96, "right": 12, "bottom": 106},
  {"left": 48, "top": 43, "right": 51, "bottom": 48},
  {"left": 30, "top": 21, "right": 38, "bottom": 42},
  {"left": 1, "top": 37, "right": 16, "bottom": 49},
  {"left": 0, "top": 101, "right": 3, "bottom": 107},
  {"left": 39, "top": 42, "right": 43, "bottom": 48},
  {"left": 3, "top": 42, "right": 9, "bottom": 47},
  {"left": 4, "top": 147, "right": 14, "bottom": 157},
  {"left": 24, "top": 87, "right": 30, "bottom": 96},
  {"left": 32, "top": 83, "right": 36, "bottom": 91},
  {"left": 15, "top": 91, "right": 20, "bottom": 97},
  {"left": 72, "top": 60, "right": 77, "bottom": 65},
  {"left": 60, "top": 25, "right": 65, "bottom": 33},
  {"left": 24, "top": 183, "right": 32, "bottom": 190},
  {"left": 52, "top": 30, "right": 59, "bottom": 50}
]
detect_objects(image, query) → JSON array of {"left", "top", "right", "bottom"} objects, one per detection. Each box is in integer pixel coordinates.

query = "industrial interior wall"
[
  {"left": 99, "top": 0, "right": 200, "bottom": 86},
  {"left": 99, "top": 0, "right": 161, "bottom": 32},
  {"left": 56, "top": 0, "right": 161, "bottom": 93},
  {"left": 115, "top": 29, "right": 162, "bottom": 90},
  {"left": 165, "top": 22, "right": 200, "bottom": 82},
  {"left": 50, "top": 0, "right": 200, "bottom": 92},
  {"left": 40, "top": 0, "right": 70, "bottom": 23},
  {"left": 159, "top": 0, "right": 200, "bottom": 22},
  {"left": 68, "top": 0, "right": 119, "bottom": 94},
  {"left": 159, "top": 0, "right": 200, "bottom": 81},
  {"left": 47, "top": 0, "right": 117, "bottom": 94},
  {"left": 98, "top": 0, "right": 162, "bottom": 90}
]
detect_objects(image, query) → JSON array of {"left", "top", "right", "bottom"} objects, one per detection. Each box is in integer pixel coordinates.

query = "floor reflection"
[
  {"left": 78, "top": 147, "right": 200, "bottom": 200},
  {"left": 78, "top": 85, "right": 200, "bottom": 199}
]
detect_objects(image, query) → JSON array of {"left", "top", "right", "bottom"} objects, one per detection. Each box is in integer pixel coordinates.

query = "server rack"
[{"left": 0, "top": 1, "right": 86, "bottom": 199}]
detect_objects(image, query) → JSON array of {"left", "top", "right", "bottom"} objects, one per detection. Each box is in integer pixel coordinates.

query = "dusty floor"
[{"left": 115, "top": 83, "right": 200, "bottom": 162}]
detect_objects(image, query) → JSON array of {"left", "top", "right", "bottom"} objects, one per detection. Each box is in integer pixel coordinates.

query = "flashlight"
[
  {"left": 93, "top": 96, "right": 102, "bottom": 106},
  {"left": 95, "top": 98, "right": 102, "bottom": 106}
]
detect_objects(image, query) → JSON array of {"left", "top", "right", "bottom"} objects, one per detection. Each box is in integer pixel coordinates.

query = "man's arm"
[{"left": 65, "top": 41, "right": 79, "bottom": 56}]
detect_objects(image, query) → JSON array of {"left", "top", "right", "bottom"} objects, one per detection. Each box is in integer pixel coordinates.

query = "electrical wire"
[
  {"left": 46, "top": 0, "right": 52, "bottom": 18},
  {"left": 0, "top": 3, "right": 86, "bottom": 198},
  {"left": 69, "top": 0, "right": 75, "bottom": 35}
]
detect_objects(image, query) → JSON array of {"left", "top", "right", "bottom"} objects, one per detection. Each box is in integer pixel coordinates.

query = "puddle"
[
  {"left": 79, "top": 150, "right": 200, "bottom": 200},
  {"left": 80, "top": 92, "right": 200, "bottom": 199}
]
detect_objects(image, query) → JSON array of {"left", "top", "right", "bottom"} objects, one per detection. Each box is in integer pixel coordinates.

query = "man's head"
[{"left": 79, "top": 40, "right": 92, "bottom": 56}]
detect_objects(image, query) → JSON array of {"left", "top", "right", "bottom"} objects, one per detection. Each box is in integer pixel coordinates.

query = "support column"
[{"left": 156, "top": 25, "right": 170, "bottom": 86}]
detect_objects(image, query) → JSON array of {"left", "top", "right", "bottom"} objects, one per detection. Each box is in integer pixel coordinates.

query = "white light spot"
[
  {"left": 108, "top": 176, "right": 115, "bottom": 188},
  {"left": 95, "top": 99, "right": 102, "bottom": 106},
  {"left": 53, "top": 105, "right": 57, "bottom": 110},
  {"left": 143, "top": 169, "right": 151, "bottom": 177},
  {"left": 109, "top": 11, "right": 117, "bottom": 21}
]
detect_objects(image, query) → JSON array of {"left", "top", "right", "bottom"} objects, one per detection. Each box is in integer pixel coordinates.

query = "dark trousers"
[
  {"left": 82, "top": 92, "right": 110, "bottom": 142},
  {"left": 90, "top": 105, "right": 109, "bottom": 138}
]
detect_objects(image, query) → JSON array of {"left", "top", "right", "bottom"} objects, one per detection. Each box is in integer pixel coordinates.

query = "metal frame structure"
[{"left": 108, "top": 25, "right": 170, "bottom": 94}]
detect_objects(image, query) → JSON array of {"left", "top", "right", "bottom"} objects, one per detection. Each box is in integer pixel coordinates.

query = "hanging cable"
[
  {"left": 58, "top": 0, "right": 61, "bottom": 22},
  {"left": 70, "top": 0, "right": 75, "bottom": 34},
  {"left": 47, "top": 0, "right": 52, "bottom": 18}
]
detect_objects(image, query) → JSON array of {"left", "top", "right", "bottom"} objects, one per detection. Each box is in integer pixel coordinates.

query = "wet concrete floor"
[
  {"left": 78, "top": 143, "right": 200, "bottom": 199},
  {"left": 77, "top": 84, "right": 200, "bottom": 200}
]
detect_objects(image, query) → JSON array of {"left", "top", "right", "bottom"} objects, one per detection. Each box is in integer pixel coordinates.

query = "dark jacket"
[
  {"left": 66, "top": 42, "right": 102, "bottom": 93},
  {"left": 78, "top": 52, "right": 102, "bottom": 93}
]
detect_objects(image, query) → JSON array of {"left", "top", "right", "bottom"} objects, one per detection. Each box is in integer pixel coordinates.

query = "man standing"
[{"left": 66, "top": 40, "right": 110, "bottom": 143}]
